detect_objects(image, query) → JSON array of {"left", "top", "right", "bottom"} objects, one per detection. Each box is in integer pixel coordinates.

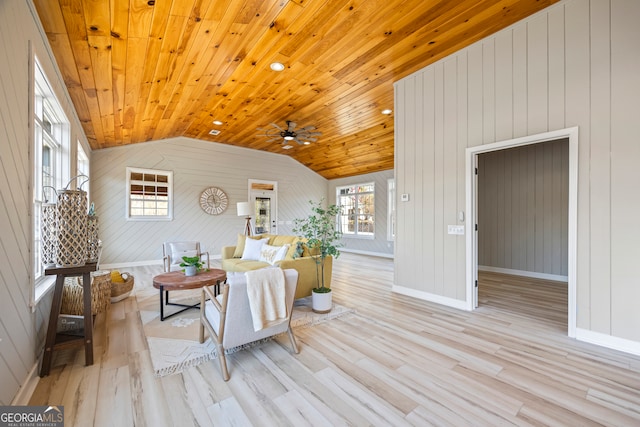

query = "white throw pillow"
[
  {"left": 259, "top": 244, "right": 290, "bottom": 266},
  {"left": 241, "top": 238, "right": 269, "bottom": 260}
]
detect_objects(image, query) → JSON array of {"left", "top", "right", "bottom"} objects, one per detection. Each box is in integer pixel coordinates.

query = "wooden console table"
[{"left": 40, "top": 262, "right": 97, "bottom": 377}]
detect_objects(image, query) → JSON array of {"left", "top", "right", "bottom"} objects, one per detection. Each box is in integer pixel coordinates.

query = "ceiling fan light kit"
[{"left": 257, "top": 120, "right": 322, "bottom": 147}]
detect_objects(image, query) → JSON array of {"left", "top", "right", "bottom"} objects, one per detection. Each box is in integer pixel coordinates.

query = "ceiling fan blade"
[
  {"left": 270, "top": 122, "right": 284, "bottom": 131},
  {"left": 287, "top": 121, "right": 297, "bottom": 132},
  {"left": 304, "top": 137, "right": 318, "bottom": 142},
  {"left": 301, "top": 125, "right": 316, "bottom": 131},
  {"left": 266, "top": 137, "right": 281, "bottom": 142}
]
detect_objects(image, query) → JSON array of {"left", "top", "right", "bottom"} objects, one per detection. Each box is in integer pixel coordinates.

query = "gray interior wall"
[
  {"left": 92, "top": 137, "right": 328, "bottom": 265},
  {"left": 478, "top": 139, "right": 569, "bottom": 277},
  {"left": 395, "top": 0, "right": 640, "bottom": 343},
  {"left": 328, "top": 169, "right": 395, "bottom": 257},
  {"left": 0, "top": 1, "right": 91, "bottom": 404}
]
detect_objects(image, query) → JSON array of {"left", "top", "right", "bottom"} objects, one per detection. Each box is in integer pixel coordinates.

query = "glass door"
[{"left": 249, "top": 179, "right": 278, "bottom": 235}]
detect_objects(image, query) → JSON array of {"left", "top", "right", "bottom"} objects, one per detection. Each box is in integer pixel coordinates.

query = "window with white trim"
[
  {"left": 336, "top": 183, "right": 375, "bottom": 238},
  {"left": 77, "top": 140, "right": 89, "bottom": 198},
  {"left": 126, "top": 167, "right": 173, "bottom": 220},
  {"left": 33, "top": 56, "right": 70, "bottom": 293}
]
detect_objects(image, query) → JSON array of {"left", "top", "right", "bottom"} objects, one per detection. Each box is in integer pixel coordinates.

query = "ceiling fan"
[{"left": 257, "top": 121, "right": 321, "bottom": 146}]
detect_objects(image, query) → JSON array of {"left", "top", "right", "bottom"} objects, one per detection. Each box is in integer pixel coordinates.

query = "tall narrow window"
[
  {"left": 126, "top": 167, "right": 173, "bottom": 220},
  {"left": 77, "top": 141, "right": 90, "bottom": 198},
  {"left": 33, "top": 56, "right": 70, "bottom": 298},
  {"left": 336, "top": 183, "right": 375, "bottom": 238},
  {"left": 387, "top": 178, "right": 395, "bottom": 241}
]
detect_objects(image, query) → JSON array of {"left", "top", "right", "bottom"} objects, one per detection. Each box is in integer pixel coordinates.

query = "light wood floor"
[{"left": 30, "top": 253, "right": 640, "bottom": 426}]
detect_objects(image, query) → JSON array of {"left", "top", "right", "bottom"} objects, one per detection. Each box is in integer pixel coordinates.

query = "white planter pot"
[
  {"left": 184, "top": 266, "right": 197, "bottom": 276},
  {"left": 312, "top": 289, "right": 332, "bottom": 313}
]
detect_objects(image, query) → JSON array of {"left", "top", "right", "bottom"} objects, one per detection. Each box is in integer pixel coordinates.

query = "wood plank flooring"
[{"left": 30, "top": 253, "right": 640, "bottom": 426}]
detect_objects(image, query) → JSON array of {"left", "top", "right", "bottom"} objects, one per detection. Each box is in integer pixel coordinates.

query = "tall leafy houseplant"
[{"left": 293, "top": 200, "right": 343, "bottom": 294}]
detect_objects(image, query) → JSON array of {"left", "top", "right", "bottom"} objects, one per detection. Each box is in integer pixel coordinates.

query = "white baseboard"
[
  {"left": 339, "top": 248, "right": 394, "bottom": 259},
  {"left": 575, "top": 328, "right": 640, "bottom": 356},
  {"left": 478, "top": 265, "right": 567, "bottom": 282},
  {"left": 11, "top": 363, "right": 40, "bottom": 405},
  {"left": 101, "top": 255, "right": 222, "bottom": 270},
  {"left": 392, "top": 285, "right": 470, "bottom": 311}
]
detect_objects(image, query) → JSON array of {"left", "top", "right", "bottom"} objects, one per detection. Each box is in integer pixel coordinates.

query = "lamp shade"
[{"left": 237, "top": 201, "right": 251, "bottom": 217}]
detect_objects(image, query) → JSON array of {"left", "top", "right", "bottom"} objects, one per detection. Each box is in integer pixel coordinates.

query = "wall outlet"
[{"left": 447, "top": 225, "right": 464, "bottom": 235}]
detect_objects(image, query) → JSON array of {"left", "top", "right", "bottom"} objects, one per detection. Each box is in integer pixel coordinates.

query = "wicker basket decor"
[
  {"left": 60, "top": 270, "right": 111, "bottom": 316},
  {"left": 110, "top": 271, "right": 134, "bottom": 303},
  {"left": 41, "top": 202, "right": 58, "bottom": 266},
  {"left": 86, "top": 215, "right": 100, "bottom": 262},
  {"left": 56, "top": 189, "right": 88, "bottom": 267}
]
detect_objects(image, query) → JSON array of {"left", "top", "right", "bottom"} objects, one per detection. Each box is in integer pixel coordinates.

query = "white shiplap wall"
[
  {"left": 0, "top": 2, "right": 92, "bottom": 404},
  {"left": 478, "top": 139, "right": 569, "bottom": 278},
  {"left": 92, "top": 137, "right": 328, "bottom": 265},
  {"left": 395, "top": 0, "right": 640, "bottom": 344},
  {"left": 328, "top": 169, "right": 395, "bottom": 257}
]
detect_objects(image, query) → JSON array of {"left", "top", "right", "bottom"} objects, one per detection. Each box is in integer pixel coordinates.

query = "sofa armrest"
[{"left": 221, "top": 246, "right": 236, "bottom": 260}]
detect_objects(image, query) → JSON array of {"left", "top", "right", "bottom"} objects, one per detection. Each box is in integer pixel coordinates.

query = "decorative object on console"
[
  {"left": 199, "top": 186, "right": 228, "bottom": 215},
  {"left": 237, "top": 201, "right": 253, "bottom": 236}
]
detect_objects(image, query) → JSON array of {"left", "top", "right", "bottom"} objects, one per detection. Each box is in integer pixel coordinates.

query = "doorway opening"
[{"left": 465, "top": 127, "right": 578, "bottom": 337}]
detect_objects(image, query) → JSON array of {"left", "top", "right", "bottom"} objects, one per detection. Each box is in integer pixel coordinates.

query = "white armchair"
[
  {"left": 199, "top": 269, "right": 299, "bottom": 381},
  {"left": 162, "top": 241, "right": 210, "bottom": 272}
]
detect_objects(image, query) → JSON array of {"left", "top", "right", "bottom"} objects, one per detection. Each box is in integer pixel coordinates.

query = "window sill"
[
  {"left": 342, "top": 234, "right": 375, "bottom": 240},
  {"left": 33, "top": 276, "right": 56, "bottom": 307}
]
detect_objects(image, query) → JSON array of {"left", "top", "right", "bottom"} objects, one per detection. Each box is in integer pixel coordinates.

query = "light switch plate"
[
  {"left": 401, "top": 193, "right": 409, "bottom": 202},
  {"left": 447, "top": 225, "right": 464, "bottom": 235}
]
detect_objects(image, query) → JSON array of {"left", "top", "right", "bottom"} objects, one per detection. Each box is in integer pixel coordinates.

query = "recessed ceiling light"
[
  {"left": 270, "top": 62, "right": 285, "bottom": 72},
  {"left": 303, "top": 141, "right": 311, "bottom": 145},
  {"left": 282, "top": 145, "right": 293, "bottom": 150},
  {"left": 381, "top": 109, "right": 393, "bottom": 115},
  {"left": 212, "top": 120, "right": 223, "bottom": 125}
]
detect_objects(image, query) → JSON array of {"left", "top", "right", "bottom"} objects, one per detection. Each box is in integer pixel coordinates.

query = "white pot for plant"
[
  {"left": 184, "top": 266, "right": 197, "bottom": 276},
  {"left": 312, "top": 289, "right": 332, "bottom": 313}
]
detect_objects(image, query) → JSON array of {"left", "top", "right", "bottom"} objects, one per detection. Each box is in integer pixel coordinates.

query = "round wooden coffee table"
[{"left": 152, "top": 269, "right": 226, "bottom": 321}]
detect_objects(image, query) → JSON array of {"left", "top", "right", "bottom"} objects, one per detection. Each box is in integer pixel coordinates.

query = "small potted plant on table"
[
  {"left": 293, "top": 199, "right": 342, "bottom": 313},
  {"left": 180, "top": 256, "right": 204, "bottom": 276}
]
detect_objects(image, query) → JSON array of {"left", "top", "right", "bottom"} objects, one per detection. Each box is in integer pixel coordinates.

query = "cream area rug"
[{"left": 135, "top": 281, "right": 355, "bottom": 377}]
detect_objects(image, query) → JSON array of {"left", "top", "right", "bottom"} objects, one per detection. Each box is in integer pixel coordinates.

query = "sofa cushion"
[
  {"left": 222, "top": 258, "right": 271, "bottom": 272},
  {"left": 233, "top": 234, "right": 266, "bottom": 258},
  {"left": 259, "top": 244, "right": 290, "bottom": 265},
  {"left": 241, "top": 237, "right": 269, "bottom": 260}
]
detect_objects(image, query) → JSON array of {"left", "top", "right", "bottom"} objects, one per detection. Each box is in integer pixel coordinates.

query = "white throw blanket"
[{"left": 245, "top": 268, "right": 287, "bottom": 331}]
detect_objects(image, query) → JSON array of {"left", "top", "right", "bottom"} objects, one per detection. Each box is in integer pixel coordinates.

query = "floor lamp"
[{"left": 237, "top": 202, "right": 252, "bottom": 236}]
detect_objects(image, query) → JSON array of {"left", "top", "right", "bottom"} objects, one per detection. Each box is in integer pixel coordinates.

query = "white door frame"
[{"left": 465, "top": 127, "right": 579, "bottom": 338}]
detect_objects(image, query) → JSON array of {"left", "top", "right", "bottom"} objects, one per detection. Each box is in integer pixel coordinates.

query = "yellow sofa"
[{"left": 221, "top": 234, "right": 332, "bottom": 300}]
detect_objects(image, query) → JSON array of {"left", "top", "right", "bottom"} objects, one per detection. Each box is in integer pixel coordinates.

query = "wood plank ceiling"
[{"left": 34, "top": 0, "right": 558, "bottom": 179}]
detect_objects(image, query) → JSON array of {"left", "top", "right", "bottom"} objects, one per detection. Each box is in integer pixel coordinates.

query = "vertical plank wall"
[
  {"left": 92, "top": 137, "right": 328, "bottom": 265},
  {"left": 478, "top": 139, "right": 569, "bottom": 279},
  {"left": 0, "top": 2, "right": 91, "bottom": 404},
  {"left": 395, "top": 0, "right": 640, "bottom": 344}
]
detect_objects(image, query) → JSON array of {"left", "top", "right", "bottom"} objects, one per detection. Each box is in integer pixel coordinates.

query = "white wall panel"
[
  {"left": 92, "top": 138, "right": 327, "bottom": 265},
  {"left": 395, "top": 0, "right": 640, "bottom": 344},
  {"left": 0, "top": 1, "right": 91, "bottom": 404},
  {"left": 610, "top": 0, "right": 640, "bottom": 341}
]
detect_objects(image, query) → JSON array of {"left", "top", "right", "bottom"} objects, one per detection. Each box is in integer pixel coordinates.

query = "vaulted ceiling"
[{"left": 34, "top": 0, "right": 558, "bottom": 179}]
